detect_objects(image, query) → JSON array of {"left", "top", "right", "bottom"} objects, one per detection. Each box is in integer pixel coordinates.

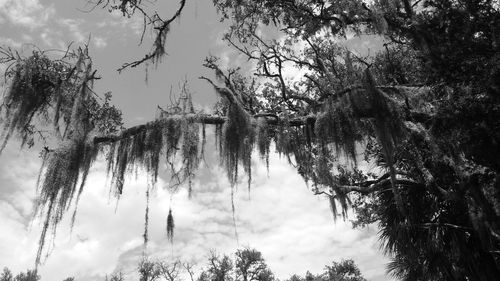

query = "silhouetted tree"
[
  {"left": 0, "top": 268, "right": 13, "bottom": 281},
  {"left": 0, "top": 268, "right": 39, "bottom": 281},
  {"left": 284, "top": 260, "right": 366, "bottom": 281}
]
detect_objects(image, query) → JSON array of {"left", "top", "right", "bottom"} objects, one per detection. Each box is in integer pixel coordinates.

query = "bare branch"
[{"left": 117, "top": 0, "right": 188, "bottom": 72}]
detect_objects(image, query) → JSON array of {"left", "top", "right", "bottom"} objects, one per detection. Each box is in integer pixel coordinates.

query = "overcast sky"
[{"left": 0, "top": 1, "right": 390, "bottom": 280}]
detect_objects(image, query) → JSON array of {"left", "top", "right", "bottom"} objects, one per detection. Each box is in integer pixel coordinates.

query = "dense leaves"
[
  {"left": 0, "top": 268, "right": 40, "bottom": 281},
  {"left": 285, "top": 259, "right": 366, "bottom": 281}
]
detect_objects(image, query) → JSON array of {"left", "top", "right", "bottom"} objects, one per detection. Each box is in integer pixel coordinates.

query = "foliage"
[
  {"left": 197, "top": 248, "right": 273, "bottom": 281},
  {"left": 234, "top": 249, "right": 273, "bottom": 281},
  {"left": 0, "top": 268, "right": 13, "bottom": 281},
  {"left": 324, "top": 260, "right": 366, "bottom": 281},
  {"left": 284, "top": 259, "right": 366, "bottom": 281},
  {"left": 138, "top": 258, "right": 162, "bottom": 281},
  {"left": 105, "top": 271, "right": 125, "bottom": 281},
  {"left": 0, "top": 268, "right": 40, "bottom": 281}
]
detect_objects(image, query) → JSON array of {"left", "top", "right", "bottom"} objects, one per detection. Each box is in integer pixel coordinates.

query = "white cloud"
[
  {"left": 0, "top": 0, "right": 55, "bottom": 28},
  {"left": 94, "top": 36, "right": 108, "bottom": 48},
  {"left": 0, "top": 36, "right": 22, "bottom": 48},
  {"left": 97, "top": 10, "right": 144, "bottom": 36},
  {"left": 58, "top": 18, "right": 86, "bottom": 43},
  {"left": 40, "top": 30, "right": 55, "bottom": 47}
]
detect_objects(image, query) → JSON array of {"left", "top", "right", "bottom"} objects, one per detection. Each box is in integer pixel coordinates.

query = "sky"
[{"left": 0, "top": 1, "right": 391, "bottom": 281}]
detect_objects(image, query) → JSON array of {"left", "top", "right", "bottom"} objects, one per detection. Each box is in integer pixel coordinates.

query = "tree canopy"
[
  {"left": 0, "top": 267, "right": 40, "bottom": 281},
  {"left": 1, "top": 0, "right": 500, "bottom": 280}
]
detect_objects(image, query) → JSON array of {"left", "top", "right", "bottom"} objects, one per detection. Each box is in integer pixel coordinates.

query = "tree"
[
  {"left": 0, "top": 267, "right": 74, "bottom": 281},
  {"left": 323, "top": 260, "right": 366, "bottom": 281},
  {"left": 197, "top": 248, "right": 273, "bottom": 281},
  {"left": 1, "top": 0, "right": 500, "bottom": 280},
  {"left": 284, "top": 259, "right": 366, "bottom": 281},
  {"left": 113, "top": 257, "right": 192, "bottom": 281},
  {"left": 138, "top": 258, "right": 162, "bottom": 281},
  {"left": 0, "top": 268, "right": 13, "bottom": 281},
  {"left": 0, "top": 268, "right": 39, "bottom": 281},
  {"left": 132, "top": 249, "right": 272, "bottom": 281},
  {"left": 234, "top": 249, "right": 273, "bottom": 281},
  {"left": 105, "top": 271, "right": 125, "bottom": 281},
  {"left": 201, "top": 251, "right": 234, "bottom": 281}
]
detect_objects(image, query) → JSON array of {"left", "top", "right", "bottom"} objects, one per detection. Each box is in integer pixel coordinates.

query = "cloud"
[
  {"left": 0, "top": 146, "right": 45, "bottom": 275},
  {"left": 0, "top": 36, "right": 22, "bottom": 48},
  {"left": 0, "top": 0, "right": 55, "bottom": 28},
  {"left": 58, "top": 18, "right": 86, "bottom": 43},
  {"left": 39, "top": 28, "right": 62, "bottom": 48},
  {"left": 94, "top": 36, "right": 108, "bottom": 49},
  {"left": 97, "top": 10, "right": 145, "bottom": 36},
  {"left": 0, "top": 1, "right": 110, "bottom": 49}
]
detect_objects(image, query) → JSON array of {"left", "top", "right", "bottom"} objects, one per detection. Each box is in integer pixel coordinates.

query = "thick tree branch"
[
  {"left": 313, "top": 172, "right": 422, "bottom": 197},
  {"left": 93, "top": 105, "right": 432, "bottom": 146},
  {"left": 92, "top": 112, "right": 318, "bottom": 144}
]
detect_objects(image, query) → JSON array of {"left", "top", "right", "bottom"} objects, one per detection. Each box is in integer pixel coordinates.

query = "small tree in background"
[
  {"left": 105, "top": 271, "right": 125, "bottom": 281},
  {"left": 0, "top": 268, "right": 13, "bottom": 281},
  {"left": 285, "top": 260, "right": 366, "bottom": 281},
  {"left": 0, "top": 268, "right": 39, "bottom": 281}
]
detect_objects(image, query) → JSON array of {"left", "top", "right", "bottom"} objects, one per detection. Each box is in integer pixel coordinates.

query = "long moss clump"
[
  {"left": 222, "top": 103, "right": 255, "bottom": 187},
  {"left": 256, "top": 117, "right": 270, "bottom": 168},
  {"left": 181, "top": 121, "right": 201, "bottom": 195},
  {"left": 35, "top": 137, "right": 98, "bottom": 265},
  {"left": 105, "top": 116, "right": 203, "bottom": 195},
  {"left": 315, "top": 99, "right": 362, "bottom": 164},
  {"left": 121, "top": 121, "right": 162, "bottom": 192},
  {"left": 0, "top": 55, "right": 63, "bottom": 153}
]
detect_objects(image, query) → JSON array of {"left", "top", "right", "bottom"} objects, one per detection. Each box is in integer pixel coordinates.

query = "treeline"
[
  {"left": 0, "top": 268, "right": 74, "bottom": 281},
  {"left": 2, "top": 248, "right": 366, "bottom": 281}
]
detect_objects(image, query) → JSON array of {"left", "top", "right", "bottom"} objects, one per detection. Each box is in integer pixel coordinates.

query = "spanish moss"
[
  {"left": 164, "top": 117, "right": 182, "bottom": 160},
  {"left": 35, "top": 138, "right": 98, "bottom": 265},
  {"left": 181, "top": 121, "right": 200, "bottom": 196},
  {"left": 144, "top": 189, "right": 150, "bottom": 244},
  {"left": 256, "top": 117, "right": 270, "bottom": 170},
  {"left": 166, "top": 207, "right": 174, "bottom": 243},
  {"left": 1, "top": 55, "right": 61, "bottom": 154},
  {"left": 231, "top": 184, "right": 239, "bottom": 244},
  {"left": 107, "top": 119, "right": 169, "bottom": 196},
  {"left": 314, "top": 99, "right": 361, "bottom": 164},
  {"left": 222, "top": 103, "right": 254, "bottom": 187}
]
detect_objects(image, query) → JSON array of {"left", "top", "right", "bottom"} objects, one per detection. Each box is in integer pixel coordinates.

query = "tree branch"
[
  {"left": 92, "top": 112, "right": 319, "bottom": 144},
  {"left": 117, "top": 0, "right": 187, "bottom": 71}
]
